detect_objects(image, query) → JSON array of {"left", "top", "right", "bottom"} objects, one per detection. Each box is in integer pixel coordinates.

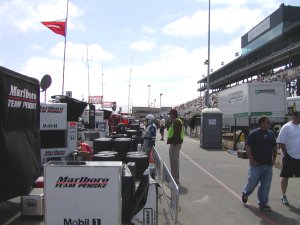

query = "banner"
[
  {"left": 0, "top": 66, "right": 41, "bottom": 201},
  {"left": 102, "top": 101, "right": 116, "bottom": 110},
  {"left": 88, "top": 96, "right": 103, "bottom": 104},
  {"left": 41, "top": 21, "right": 66, "bottom": 37}
]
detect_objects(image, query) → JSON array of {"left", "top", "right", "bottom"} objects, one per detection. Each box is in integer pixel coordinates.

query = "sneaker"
[
  {"left": 259, "top": 203, "right": 271, "bottom": 211},
  {"left": 242, "top": 193, "right": 248, "bottom": 204},
  {"left": 281, "top": 195, "right": 289, "bottom": 206}
]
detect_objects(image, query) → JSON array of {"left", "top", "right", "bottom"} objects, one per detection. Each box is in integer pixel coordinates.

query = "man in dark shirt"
[
  {"left": 241, "top": 115, "right": 277, "bottom": 211},
  {"left": 167, "top": 109, "right": 184, "bottom": 185}
]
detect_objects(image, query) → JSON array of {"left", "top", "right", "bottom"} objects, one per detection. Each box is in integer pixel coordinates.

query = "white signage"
[
  {"left": 40, "top": 103, "right": 67, "bottom": 130},
  {"left": 44, "top": 161, "right": 122, "bottom": 225},
  {"left": 208, "top": 119, "right": 217, "bottom": 125}
]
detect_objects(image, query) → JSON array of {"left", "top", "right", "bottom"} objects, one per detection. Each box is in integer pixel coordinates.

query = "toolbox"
[{"left": 21, "top": 188, "right": 44, "bottom": 218}]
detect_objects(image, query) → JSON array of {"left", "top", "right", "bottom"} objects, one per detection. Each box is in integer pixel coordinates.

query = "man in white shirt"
[{"left": 277, "top": 111, "right": 300, "bottom": 206}]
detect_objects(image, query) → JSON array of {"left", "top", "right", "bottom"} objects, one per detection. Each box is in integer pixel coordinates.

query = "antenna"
[
  {"left": 128, "top": 56, "right": 133, "bottom": 114},
  {"left": 83, "top": 45, "right": 93, "bottom": 103}
]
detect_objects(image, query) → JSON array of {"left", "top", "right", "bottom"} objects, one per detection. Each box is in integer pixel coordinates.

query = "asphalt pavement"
[{"left": 155, "top": 134, "right": 300, "bottom": 225}]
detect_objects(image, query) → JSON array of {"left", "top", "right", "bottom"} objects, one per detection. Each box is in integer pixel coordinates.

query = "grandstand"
[{"left": 176, "top": 4, "right": 300, "bottom": 118}]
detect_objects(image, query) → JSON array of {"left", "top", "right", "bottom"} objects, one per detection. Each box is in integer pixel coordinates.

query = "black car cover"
[{"left": 0, "top": 66, "right": 41, "bottom": 201}]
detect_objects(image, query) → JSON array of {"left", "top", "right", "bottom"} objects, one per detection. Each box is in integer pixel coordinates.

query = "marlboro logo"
[{"left": 55, "top": 176, "right": 109, "bottom": 188}]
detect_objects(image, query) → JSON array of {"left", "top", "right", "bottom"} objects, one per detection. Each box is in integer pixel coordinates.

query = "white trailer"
[{"left": 217, "top": 81, "right": 287, "bottom": 131}]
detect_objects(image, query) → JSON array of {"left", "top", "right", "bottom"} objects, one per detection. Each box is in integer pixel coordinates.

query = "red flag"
[{"left": 41, "top": 21, "right": 66, "bottom": 37}]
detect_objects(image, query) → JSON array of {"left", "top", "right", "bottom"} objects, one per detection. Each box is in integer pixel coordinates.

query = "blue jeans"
[{"left": 242, "top": 164, "right": 273, "bottom": 205}]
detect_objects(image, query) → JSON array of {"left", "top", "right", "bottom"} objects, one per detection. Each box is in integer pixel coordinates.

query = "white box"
[
  {"left": 44, "top": 161, "right": 122, "bottom": 225},
  {"left": 21, "top": 188, "right": 44, "bottom": 217}
]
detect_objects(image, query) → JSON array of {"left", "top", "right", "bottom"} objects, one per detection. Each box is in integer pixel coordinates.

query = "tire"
[
  {"left": 113, "top": 138, "right": 132, "bottom": 153},
  {"left": 125, "top": 154, "right": 149, "bottom": 169},
  {"left": 93, "top": 138, "right": 113, "bottom": 153},
  {"left": 92, "top": 153, "right": 118, "bottom": 161},
  {"left": 126, "top": 129, "right": 138, "bottom": 138}
]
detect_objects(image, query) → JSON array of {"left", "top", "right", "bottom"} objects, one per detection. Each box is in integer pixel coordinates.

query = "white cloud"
[
  {"left": 0, "top": 0, "right": 83, "bottom": 34},
  {"left": 129, "top": 40, "right": 156, "bottom": 51},
  {"left": 163, "top": 11, "right": 206, "bottom": 37},
  {"left": 142, "top": 26, "right": 156, "bottom": 34},
  {"left": 49, "top": 42, "right": 114, "bottom": 61},
  {"left": 31, "top": 44, "right": 43, "bottom": 50}
]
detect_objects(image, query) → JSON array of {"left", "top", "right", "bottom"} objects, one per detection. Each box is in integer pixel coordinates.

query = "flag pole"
[{"left": 62, "top": 0, "right": 69, "bottom": 95}]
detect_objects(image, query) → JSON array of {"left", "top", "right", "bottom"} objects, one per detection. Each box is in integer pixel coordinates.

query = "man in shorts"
[{"left": 277, "top": 111, "right": 300, "bottom": 206}]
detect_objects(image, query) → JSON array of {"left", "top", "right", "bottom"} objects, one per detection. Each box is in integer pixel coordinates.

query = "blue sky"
[{"left": 0, "top": 0, "right": 299, "bottom": 112}]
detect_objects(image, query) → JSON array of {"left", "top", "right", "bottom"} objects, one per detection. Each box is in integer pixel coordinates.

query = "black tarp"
[
  {"left": 101, "top": 109, "right": 113, "bottom": 120},
  {"left": 51, "top": 95, "right": 88, "bottom": 121},
  {"left": 0, "top": 66, "right": 41, "bottom": 201}
]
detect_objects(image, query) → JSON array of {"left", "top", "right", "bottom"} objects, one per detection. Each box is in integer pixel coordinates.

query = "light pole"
[
  {"left": 147, "top": 85, "right": 151, "bottom": 108},
  {"left": 160, "top": 93, "right": 163, "bottom": 108},
  {"left": 206, "top": 0, "right": 211, "bottom": 108},
  {"left": 154, "top": 99, "right": 156, "bottom": 108}
]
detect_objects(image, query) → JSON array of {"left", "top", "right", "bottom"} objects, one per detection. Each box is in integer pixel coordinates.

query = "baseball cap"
[{"left": 168, "top": 109, "right": 178, "bottom": 117}]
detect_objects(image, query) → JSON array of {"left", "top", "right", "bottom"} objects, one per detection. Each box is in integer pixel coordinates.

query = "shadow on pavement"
[
  {"left": 244, "top": 204, "right": 299, "bottom": 225},
  {"left": 179, "top": 185, "right": 188, "bottom": 195}
]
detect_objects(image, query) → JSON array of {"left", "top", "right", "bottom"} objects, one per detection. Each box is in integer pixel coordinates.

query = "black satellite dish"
[{"left": 40, "top": 74, "right": 52, "bottom": 91}]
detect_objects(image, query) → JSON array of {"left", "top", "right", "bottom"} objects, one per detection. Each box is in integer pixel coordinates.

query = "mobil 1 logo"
[{"left": 64, "top": 218, "right": 101, "bottom": 225}]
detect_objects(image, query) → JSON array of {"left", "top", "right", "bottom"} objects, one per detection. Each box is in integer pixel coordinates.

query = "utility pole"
[
  {"left": 206, "top": 0, "right": 211, "bottom": 108},
  {"left": 160, "top": 93, "right": 163, "bottom": 108},
  {"left": 147, "top": 85, "right": 151, "bottom": 108},
  {"left": 102, "top": 64, "right": 104, "bottom": 99}
]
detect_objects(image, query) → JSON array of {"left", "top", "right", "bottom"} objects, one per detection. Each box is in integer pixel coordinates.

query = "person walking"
[
  {"left": 242, "top": 115, "right": 277, "bottom": 211},
  {"left": 277, "top": 111, "right": 300, "bottom": 206},
  {"left": 167, "top": 109, "right": 184, "bottom": 185},
  {"left": 159, "top": 115, "right": 166, "bottom": 141}
]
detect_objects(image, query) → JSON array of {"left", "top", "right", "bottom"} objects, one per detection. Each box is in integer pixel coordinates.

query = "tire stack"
[
  {"left": 92, "top": 137, "right": 119, "bottom": 161},
  {"left": 130, "top": 124, "right": 142, "bottom": 136},
  {"left": 126, "top": 130, "right": 139, "bottom": 152},
  {"left": 113, "top": 138, "right": 132, "bottom": 162},
  {"left": 125, "top": 129, "right": 138, "bottom": 138},
  {"left": 93, "top": 138, "right": 113, "bottom": 154},
  {"left": 125, "top": 152, "right": 149, "bottom": 179}
]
